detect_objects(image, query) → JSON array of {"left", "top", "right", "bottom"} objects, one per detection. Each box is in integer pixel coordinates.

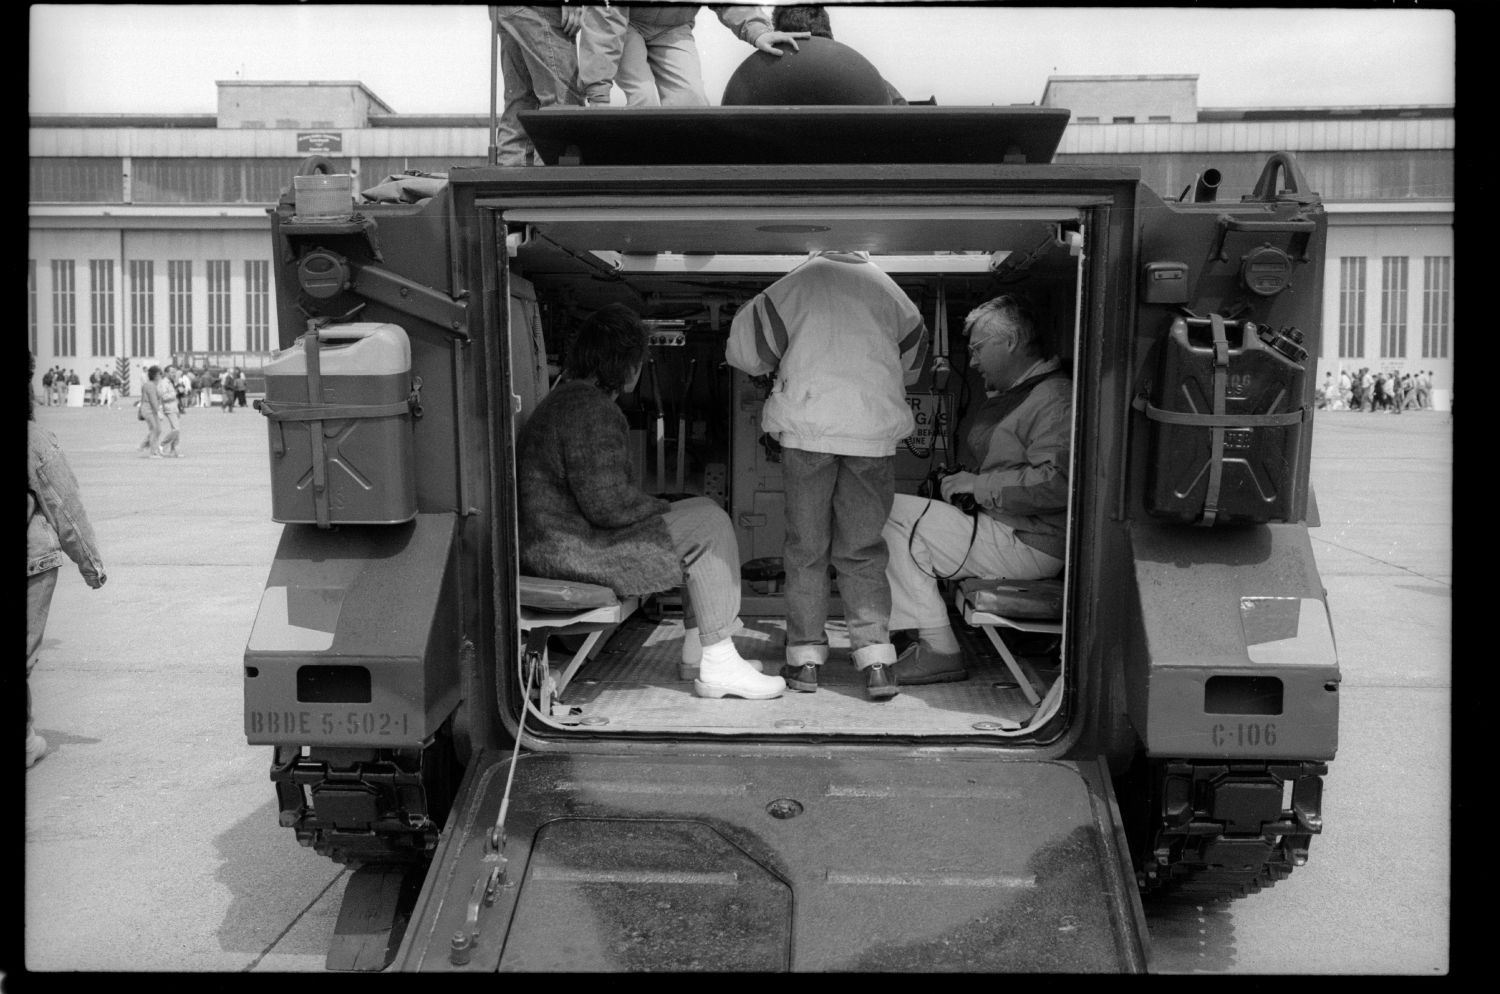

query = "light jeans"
[
  {"left": 495, "top": 6, "right": 582, "bottom": 166},
  {"left": 883, "top": 494, "right": 1064, "bottom": 631},
  {"left": 781, "top": 447, "right": 896, "bottom": 668},
  {"left": 582, "top": 18, "right": 707, "bottom": 107},
  {"left": 661, "top": 496, "right": 743, "bottom": 647},
  {"left": 629, "top": 21, "right": 707, "bottom": 107}
]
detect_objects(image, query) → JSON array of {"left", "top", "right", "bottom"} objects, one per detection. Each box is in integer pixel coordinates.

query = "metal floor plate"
[{"left": 544, "top": 616, "right": 1059, "bottom": 736}]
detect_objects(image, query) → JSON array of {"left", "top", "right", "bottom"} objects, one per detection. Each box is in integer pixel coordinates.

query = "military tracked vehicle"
[{"left": 244, "top": 91, "right": 1336, "bottom": 972}]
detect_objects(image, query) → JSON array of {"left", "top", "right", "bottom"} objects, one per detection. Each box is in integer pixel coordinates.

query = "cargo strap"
[
  {"left": 1131, "top": 404, "right": 1309, "bottom": 428},
  {"left": 1201, "top": 314, "right": 1230, "bottom": 527},
  {"left": 259, "top": 398, "right": 416, "bottom": 423}
]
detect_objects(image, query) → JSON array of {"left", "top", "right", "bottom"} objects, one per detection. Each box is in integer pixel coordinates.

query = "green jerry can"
[
  {"left": 260, "top": 321, "right": 418, "bottom": 526},
  {"left": 1142, "top": 313, "right": 1310, "bottom": 526}
]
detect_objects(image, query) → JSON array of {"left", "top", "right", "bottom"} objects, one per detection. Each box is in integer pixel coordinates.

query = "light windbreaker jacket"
[
  {"left": 28, "top": 421, "right": 106, "bottom": 584},
  {"left": 958, "top": 358, "right": 1073, "bottom": 560},
  {"left": 726, "top": 251, "right": 928, "bottom": 457}
]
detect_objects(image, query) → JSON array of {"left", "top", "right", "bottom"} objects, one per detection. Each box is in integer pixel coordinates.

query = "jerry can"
[
  {"left": 260, "top": 322, "right": 418, "bottom": 526},
  {"left": 1140, "top": 314, "right": 1310, "bottom": 526}
]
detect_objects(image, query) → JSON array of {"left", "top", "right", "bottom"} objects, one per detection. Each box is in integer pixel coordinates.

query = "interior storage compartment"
[{"left": 503, "top": 204, "right": 1087, "bottom": 740}]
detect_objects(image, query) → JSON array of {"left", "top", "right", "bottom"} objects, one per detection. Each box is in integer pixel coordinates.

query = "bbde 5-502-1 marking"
[{"left": 248, "top": 710, "right": 410, "bottom": 737}]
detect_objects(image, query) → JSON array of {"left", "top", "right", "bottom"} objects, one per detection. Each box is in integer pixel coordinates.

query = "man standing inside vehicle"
[
  {"left": 883, "top": 294, "right": 1071, "bottom": 685},
  {"left": 727, "top": 250, "right": 928, "bottom": 700}
]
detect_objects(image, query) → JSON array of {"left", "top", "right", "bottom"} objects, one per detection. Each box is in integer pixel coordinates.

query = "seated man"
[{"left": 882, "top": 294, "right": 1072, "bottom": 684}]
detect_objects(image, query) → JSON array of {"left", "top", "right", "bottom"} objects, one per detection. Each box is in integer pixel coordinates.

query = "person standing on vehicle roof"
[
  {"left": 727, "top": 250, "right": 928, "bottom": 701},
  {"left": 577, "top": 4, "right": 809, "bottom": 107},
  {"left": 882, "top": 294, "right": 1072, "bottom": 686},
  {"left": 492, "top": 6, "right": 585, "bottom": 166},
  {"left": 518, "top": 303, "right": 786, "bottom": 701}
]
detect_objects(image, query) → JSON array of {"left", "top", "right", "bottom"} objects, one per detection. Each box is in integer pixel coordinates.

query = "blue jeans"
[
  {"left": 781, "top": 447, "right": 896, "bottom": 668},
  {"left": 495, "top": 6, "right": 582, "bottom": 166},
  {"left": 662, "top": 497, "right": 743, "bottom": 647}
]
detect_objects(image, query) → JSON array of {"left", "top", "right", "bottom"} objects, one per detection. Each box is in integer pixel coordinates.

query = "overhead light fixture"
[{"left": 593, "top": 252, "right": 1010, "bottom": 275}]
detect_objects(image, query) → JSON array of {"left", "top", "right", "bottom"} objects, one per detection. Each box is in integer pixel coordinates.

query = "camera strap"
[{"left": 908, "top": 497, "right": 980, "bottom": 581}]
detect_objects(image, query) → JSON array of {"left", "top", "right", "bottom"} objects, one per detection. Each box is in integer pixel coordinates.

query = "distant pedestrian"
[
  {"left": 198, "top": 368, "right": 213, "bottom": 408},
  {"left": 157, "top": 367, "right": 183, "bottom": 457},
  {"left": 28, "top": 382, "right": 108, "bottom": 768},
  {"left": 139, "top": 365, "right": 166, "bottom": 456},
  {"left": 221, "top": 369, "right": 236, "bottom": 413},
  {"left": 40, "top": 365, "right": 54, "bottom": 406},
  {"left": 232, "top": 368, "right": 248, "bottom": 409}
]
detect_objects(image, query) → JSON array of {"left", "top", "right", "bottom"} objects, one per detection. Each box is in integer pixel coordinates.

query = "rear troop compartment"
[{"left": 499, "top": 187, "right": 1095, "bottom": 742}]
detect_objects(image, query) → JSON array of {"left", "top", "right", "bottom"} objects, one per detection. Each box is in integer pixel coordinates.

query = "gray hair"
[{"left": 965, "top": 294, "right": 1049, "bottom": 358}]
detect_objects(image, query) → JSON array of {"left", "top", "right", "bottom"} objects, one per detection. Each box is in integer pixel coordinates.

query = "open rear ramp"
[{"left": 395, "top": 752, "right": 1147, "bottom": 971}]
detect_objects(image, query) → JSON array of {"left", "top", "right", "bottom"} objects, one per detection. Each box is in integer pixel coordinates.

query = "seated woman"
[{"left": 517, "top": 303, "right": 785, "bottom": 700}]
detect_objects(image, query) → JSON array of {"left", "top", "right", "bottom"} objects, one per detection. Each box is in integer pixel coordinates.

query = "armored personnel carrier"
[{"left": 244, "top": 98, "right": 1336, "bottom": 971}]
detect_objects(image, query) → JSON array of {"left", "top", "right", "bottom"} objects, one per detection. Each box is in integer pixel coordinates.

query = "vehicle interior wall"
[{"left": 501, "top": 209, "right": 1086, "bottom": 743}]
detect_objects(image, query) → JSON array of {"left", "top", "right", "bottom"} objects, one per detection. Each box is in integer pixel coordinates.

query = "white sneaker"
[
  {"left": 693, "top": 648, "right": 785, "bottom": 700},
  {"left": 679, "top": 656, "right": 762, "bottom": 681}
]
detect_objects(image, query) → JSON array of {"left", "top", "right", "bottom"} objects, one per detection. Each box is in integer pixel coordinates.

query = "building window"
[
  {"left": 245, "top": 259, "right": 271, "bottom": 352},
  {"left": 129, "top": 260, "right": 155, "bottom": 357},
  {"left": 1148, "top": 115, "right": 1171, "bottom": 122},
  {"left": 1075, "top": 116, "right": 1099, "bottom": 124},
  {"left": 29, "top": 157, "right": 125, "bottom": 203},
  {"left": 132, "top": 157, "right": 351, "bottom": 204},
  {"left": 1379, "top": 256, "right": 1408, "bottom": 359},
  {"left": 169, "top": 260, "right": 193, "bottom": 354},
  {"left": 29, "top": 260, "right": 38, "bottom": 356},
  {"left": 89, "top": 259, "right": 117, "bottom": 358},
  {"left": 208, "top": 259, "right": 232, "bottom": 352},
  {"left": 51, "top": 260, "right": 77, "bottom": 357},
  {"left": 1422, "top": 256, "right": 1451, "bottom": 359},
  {"left": 1337, "top": 257, "right": 1366, "bottom": 359},
  {"left": 1112, "top": 116, "right": 1135, "bottom": 124}
]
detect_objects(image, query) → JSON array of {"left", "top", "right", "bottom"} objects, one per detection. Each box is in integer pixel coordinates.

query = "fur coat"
[{"left": 517, "top": 379, "right": 682, "bottom": 596}]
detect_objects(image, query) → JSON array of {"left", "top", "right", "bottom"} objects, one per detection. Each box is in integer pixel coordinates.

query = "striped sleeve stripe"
[{"left": 898, "top": 319, "right": 929, "bottom": 368}]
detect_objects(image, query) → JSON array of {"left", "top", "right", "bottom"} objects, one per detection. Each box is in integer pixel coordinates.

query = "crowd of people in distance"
[{"left": 1317, "top": 367, "right": 1439, "bottom": 413}]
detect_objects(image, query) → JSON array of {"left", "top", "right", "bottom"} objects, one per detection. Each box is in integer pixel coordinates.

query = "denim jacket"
[{"left": 28, "top": 421, "right": 106, "bottom": 585}]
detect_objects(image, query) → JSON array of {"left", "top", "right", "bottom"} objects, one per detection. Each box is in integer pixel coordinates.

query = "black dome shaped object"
[{"left": 721, "top": 36, "right": 890, "bottom": 106}]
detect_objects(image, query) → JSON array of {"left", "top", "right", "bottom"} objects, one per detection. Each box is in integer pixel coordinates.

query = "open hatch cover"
[
  {"left": 518, "top": 106, "right": 1071, "bottom": 166},
  {"left": 397, "top": 752, "right": 1147, "bottom": 972}
]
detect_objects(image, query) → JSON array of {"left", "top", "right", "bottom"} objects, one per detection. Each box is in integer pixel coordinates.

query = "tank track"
[
  {"left": 270, "top": 726, "right": 458, "bottom": 865},
  {"left": 1129, "top": 759, "right": 1327, "bottom": 904}
]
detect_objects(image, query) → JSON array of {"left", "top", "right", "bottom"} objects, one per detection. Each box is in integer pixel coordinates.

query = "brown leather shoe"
[
  {"left": 779, "top": 663, "right": 819, "bottom": 693},
  {"left": 865, "top": 664, "right": 899, "bottom": 700},
  {"left": 894, "top": 644, "right": 968, "bottom": 684}
]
